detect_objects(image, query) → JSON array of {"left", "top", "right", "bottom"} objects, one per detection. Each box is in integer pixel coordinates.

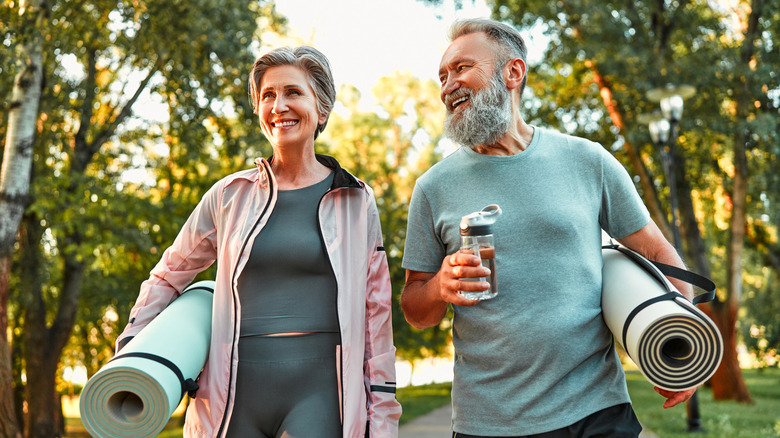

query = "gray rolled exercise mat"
[
  {"left": 80, "top": 281, "right": 214, "bottom": 438},
  {"left": 601, "top": 246, "right": 722, "bottom": 391}
]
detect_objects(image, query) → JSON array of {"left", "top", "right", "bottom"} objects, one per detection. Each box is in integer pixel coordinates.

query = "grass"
[
  {"left": 65, "top": 416, "right": 184, "bottom": 437},
  {"left": 395, "top": 369, "right": 780, "bottom": 437},
  {"left": 627, "top": 367, "right": 780, "bottom": 437},
  {"left": 397, "top": 381, "right": 453, "bottom": 426},
  {"left": 64, "top": 383, "right": 453, "bottom": 437},
  {"left": 65, "top": 368, "right": 779, "bottom": 437}
]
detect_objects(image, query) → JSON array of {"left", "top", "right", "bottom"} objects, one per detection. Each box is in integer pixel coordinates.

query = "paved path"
[
  {"left": 399, "top": 404, "right": 452, "bottom": 438},
  {"left": 399, "top": 404, "right": 660, "bottom": 438}
]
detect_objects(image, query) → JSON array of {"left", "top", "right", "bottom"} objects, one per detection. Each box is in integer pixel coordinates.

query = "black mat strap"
[
  {"left": 603, "top": 244, "right": 716, "bottom": 305},
  {"left": 109, "top": 352, "right": 199, "bottom": 398},
  {"left": 648, "top": 261, "right": 716, "bottom": 305}
]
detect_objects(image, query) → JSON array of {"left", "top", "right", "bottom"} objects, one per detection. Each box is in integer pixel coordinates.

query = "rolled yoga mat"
[
  {"left": 80, "top": 281, "right": 214, "bottom": 438},
  {"left": 601, "top": 246, "right": 722, "bottom": 391}
]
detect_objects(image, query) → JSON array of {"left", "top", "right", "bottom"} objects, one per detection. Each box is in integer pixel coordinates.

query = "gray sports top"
[{"left": 237, "top": 171, "right": 339, "bottom": 336}]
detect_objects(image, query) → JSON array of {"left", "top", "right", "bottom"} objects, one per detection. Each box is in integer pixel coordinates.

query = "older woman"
[{"left": 116, "top": 46, "right": 401, "bottom": 437}]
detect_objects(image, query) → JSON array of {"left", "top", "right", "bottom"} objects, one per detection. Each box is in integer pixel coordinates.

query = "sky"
[
  {"left": 106, "top": 0, "right": 549, "bottom": 126},
  {"left": 263, "top": 0, "right": 495, "bottom": 94}
]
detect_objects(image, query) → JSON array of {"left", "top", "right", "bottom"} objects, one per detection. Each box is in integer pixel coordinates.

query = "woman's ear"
[{"left": 504, "top": 58, "right": 527, "bottom": 91}]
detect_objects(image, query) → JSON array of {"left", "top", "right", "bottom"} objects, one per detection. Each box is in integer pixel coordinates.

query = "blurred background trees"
[{"left": 1, "top": 0, "right": 778, "bottom": 436}]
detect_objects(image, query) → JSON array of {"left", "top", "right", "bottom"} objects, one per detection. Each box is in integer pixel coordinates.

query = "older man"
[{"left": 401, "top": 18, "right": 696, "bottom": 438}]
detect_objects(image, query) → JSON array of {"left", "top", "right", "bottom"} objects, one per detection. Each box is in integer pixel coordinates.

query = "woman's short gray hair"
[
  {"left": 249, "top": 46, "right": 336, "bottom": 139},
  {"left": 449, "top": 18, "right": 528, "bottom": 93}
]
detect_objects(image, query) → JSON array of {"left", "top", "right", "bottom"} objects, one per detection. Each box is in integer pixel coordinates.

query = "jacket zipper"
[
  {"left": 316, "top": 186, "right": 346, "bottom": 427},
  {"left": 216, "top": 165, "right": 276, "bottom": 437}
]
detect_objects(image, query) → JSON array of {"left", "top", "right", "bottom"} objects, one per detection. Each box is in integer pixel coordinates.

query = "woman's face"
[{"left": 257, "top": 65, "right": 326, "bottom": 148}]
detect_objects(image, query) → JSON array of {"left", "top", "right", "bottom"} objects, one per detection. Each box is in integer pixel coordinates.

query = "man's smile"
[{"left": 445, "top": 89, "right": 472, "bottom": 112}]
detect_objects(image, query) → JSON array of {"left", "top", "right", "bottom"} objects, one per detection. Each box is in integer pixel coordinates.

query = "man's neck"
[{"left": 473, "top": 119, "right": 534, "bottom": 156}]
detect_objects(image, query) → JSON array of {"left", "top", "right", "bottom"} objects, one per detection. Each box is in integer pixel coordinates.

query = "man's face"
[
  {"left": 439, "top": 33, "right": 512, "bottom": 148},
  {"left": 439, "top": 32, "right": 497, "bottom": 113}
]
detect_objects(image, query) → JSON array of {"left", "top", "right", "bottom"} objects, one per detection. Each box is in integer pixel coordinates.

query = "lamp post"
[
  {"left": 646, "top": 113, "right": 682, "bottom": 251},
  {"left": 644, "top": 84, "right": 703, "bottom": 433}
]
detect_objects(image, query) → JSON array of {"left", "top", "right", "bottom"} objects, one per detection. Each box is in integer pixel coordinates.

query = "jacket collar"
[{"left": 259, "top": 153, "right": 362, "bottom": 190}]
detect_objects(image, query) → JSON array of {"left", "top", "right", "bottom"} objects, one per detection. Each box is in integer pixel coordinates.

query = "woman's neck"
[{"left": 270, "top": 148, "right": 330, "bottom": 190}]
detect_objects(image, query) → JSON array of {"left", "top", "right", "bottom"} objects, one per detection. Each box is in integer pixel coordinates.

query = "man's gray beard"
[{"left": 444, "top": 71, "right": 512, "bottom": 149}]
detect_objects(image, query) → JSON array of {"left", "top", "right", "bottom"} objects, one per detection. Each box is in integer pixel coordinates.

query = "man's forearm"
[
  {"left": 617, "top": 222, "right": 694, "bottom": 301},
  {"left": 401, "top": 272, "right": 449, "bottom": 329}
]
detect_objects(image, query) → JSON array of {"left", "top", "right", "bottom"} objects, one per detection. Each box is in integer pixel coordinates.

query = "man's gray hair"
[
  {"left": 249, "top": 46, "right": 336, "bottom": 139},
  {"left": 449, "top": 18, "right": 528, "bottom": 94}
]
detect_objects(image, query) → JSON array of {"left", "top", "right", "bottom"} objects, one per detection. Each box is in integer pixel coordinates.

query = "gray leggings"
[{"left": 225, "top": 332, "right": 342, "bottom": 438}]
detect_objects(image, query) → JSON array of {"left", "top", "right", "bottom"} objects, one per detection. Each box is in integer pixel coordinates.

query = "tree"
[
  {"left": 1, "top": 1, "right": 280, "bottom": 435},
  {"left": 0, "top": 0, "right": 47, "bottom": 436}
]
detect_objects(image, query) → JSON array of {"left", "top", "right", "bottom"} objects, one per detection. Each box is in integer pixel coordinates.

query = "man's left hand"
[{"left": 653, "top": 386, "right": 698, "bottom": 409}]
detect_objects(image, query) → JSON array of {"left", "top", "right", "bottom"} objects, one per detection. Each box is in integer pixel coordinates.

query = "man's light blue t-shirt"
[{"left": 402, "top": 127, "right": 650, "bottom": 435}]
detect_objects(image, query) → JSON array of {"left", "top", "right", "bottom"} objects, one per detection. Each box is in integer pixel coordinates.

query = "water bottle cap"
[{"left": 460, "top": 204, "right": 502, "bottom": 236}]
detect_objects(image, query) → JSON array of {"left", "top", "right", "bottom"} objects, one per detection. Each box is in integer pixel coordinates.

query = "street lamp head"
[
  {"left": 647, "top": 84, "right": 696, "bottom": 102},
  {"left": 661, "top": 94, "right": 685, "bottom": 122},
  {"left": 649, "top": 119, "right": 671, "bottom": 144}
]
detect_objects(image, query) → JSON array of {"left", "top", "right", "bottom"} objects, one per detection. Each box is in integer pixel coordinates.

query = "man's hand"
[
  {"left": 439, "top": 250, "right": 491, "bottom": 307},
  {"left": 654, "top": 386, "right": 698, "bottom": 409},
  {"left": 402, "top": 250, "right": 491, "bottom": 329}
]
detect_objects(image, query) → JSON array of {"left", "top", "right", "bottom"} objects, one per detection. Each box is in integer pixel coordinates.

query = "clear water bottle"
[{"left": 458, "top": 204, "right": 501, "bottom": 301}]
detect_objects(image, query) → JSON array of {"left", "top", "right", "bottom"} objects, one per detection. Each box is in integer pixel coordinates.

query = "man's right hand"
[
  {"left": 439, "top": 250, "right": 491, "bottom": 307},
  {"left": 401, "top": 251, "right": 491, "bottom": 329}
]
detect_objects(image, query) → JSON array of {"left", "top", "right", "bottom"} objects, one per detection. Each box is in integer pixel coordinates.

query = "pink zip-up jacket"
[{"left": 116, "top": 155, "right": 402, "bottom": 437}]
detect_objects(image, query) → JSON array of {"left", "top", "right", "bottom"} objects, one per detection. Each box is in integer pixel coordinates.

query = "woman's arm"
[{"left": 363, "top": 194, "right": 402, "bottom": 436}]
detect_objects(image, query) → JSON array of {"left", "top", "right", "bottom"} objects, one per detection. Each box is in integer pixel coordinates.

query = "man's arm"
[
  {"left": 616, "top": 220, "right": 697, "bottom": 408},
  {"left": 616, "top": 221, "right": 693, "bottom": 301},
  {"left": 401, "top": 251, "right": 490, "bottom": 329}
]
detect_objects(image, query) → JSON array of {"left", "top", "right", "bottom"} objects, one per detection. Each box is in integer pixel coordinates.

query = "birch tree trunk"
[{"left": 0, "top": 0, "right": 46, "bottom": 435}]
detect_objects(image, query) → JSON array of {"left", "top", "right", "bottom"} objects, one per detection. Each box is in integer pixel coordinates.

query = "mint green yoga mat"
[{"left": 80, "top": 281, "right": 214, "bottom": 438}]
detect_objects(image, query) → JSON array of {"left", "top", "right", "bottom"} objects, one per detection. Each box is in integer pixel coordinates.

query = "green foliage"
[
  {"left": 739, "top": 245, "right": 780, "bottom": 368},
  {"left": 319, "top": 74, "right": 453, "bottom": 362}
]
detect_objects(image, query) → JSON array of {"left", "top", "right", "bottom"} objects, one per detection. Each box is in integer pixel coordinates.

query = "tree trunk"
[
  {"left": 672, "top": 151, "right": 712, "bottom": 278},
  {"left": 710, "top": 120, "right": 751, "bottom": 403},
  {"left": 18, "top": 214, "right": 49, "bottom": 437},
  {"left": 19, "top": 213, "right": 85, "bottom": 438},
  {"left": 670, "top": 126, "right": 752, "bottom": 402},
  {"left": 23, "top": 358, "right": 60, "bottom": 438},
  {"left": 584, "top": 61, "right": 673, "bottom": 241},
  {"left": 56, "top": 396, "right": 65, "bottom": 437},
  {"left": 703, "top": 302, "right": 752, "bottom": 402},
  {"left": 0, "top": 0, "right": 46, "bottom": 435},
  {"left": 0, "top": 258, "right": 22, "bottom": 438}
]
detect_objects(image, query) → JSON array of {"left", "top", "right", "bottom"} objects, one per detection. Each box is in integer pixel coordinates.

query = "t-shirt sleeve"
[
  {"left": 402, "top": 182, "right": 446, "bottom": 273},
  {"left": 598, "top": 148, "right": 651, "bottom": 239}
]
